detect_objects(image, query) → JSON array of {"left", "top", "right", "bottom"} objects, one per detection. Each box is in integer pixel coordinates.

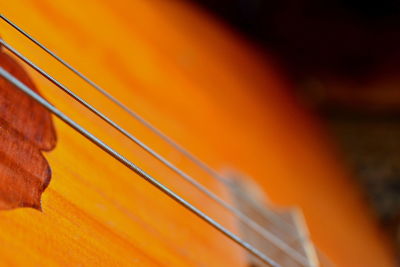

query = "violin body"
[{"left": 0, "top": 0, "right": 395, "bottom": 266}]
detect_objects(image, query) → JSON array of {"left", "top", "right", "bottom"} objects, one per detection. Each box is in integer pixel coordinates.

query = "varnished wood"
[
  {"left": 0, "top": 0, "right": 395, "bottom": 266},
  {"left": 0, "top": 50, "right": 56, "bottom": 210}
]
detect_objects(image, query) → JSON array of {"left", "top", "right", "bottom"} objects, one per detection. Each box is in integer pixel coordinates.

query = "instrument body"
[{"left": 0, "top": 0, "right": 395, "bottom": 266}]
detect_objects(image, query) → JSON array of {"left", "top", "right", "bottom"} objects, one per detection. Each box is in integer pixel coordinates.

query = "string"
[
  {"left": 0, "top": 38, "right": 310, "bottom": 267},
  {"left": 0, "top": 66, "right": 280, "bottom": 267},
  {"left": 0, "top": 14, "right": 225, "bottom": 183},
  {"left": 0, "top": 14, "right": 334, "bottom": 265},
  {"left": 0, "top": 17, "right": 322, "bottom": 250}
]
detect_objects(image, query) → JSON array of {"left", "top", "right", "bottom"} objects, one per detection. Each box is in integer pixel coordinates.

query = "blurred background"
[{"left": 191, "top": 0, "right": 400, "bottom": 259}]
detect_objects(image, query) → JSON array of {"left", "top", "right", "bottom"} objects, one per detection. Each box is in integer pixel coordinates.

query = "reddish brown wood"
[{"left": 0, "top": 49, "right": 56, "bottom": 210}]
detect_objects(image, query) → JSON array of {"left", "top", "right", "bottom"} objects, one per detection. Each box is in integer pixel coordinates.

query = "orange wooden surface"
[{"left": 0, "top": 0, "right": 395, "bottom": 266}]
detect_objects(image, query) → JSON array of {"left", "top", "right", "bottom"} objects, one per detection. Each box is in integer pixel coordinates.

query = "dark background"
[{"left": 191, "top": 0, "right": 400, "bottom": 258}]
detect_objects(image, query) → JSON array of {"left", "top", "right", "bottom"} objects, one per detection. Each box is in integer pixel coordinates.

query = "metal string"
[
  {"left": 0, "top": 66, "right": 279, "bottom": 267},
  {"left": 0, "top": 38, "right": 310, "bottom": 267},
  {"left": 0, "top": 14, "right": 334, "bottom": 265},
  {"left": 0, "top": 17, "right": 318, "bottom": 247},
  {"left": 0, "top": 14, "right": 225, "bottom": 183}
]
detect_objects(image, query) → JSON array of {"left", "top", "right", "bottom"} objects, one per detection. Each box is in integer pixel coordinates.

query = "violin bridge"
[{"left": 224, "top": 171, "right": 320, "bottom": 267}]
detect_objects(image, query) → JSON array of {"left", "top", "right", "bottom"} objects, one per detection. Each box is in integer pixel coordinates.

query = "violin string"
[
  {"left": 0, "top": 14, "right": 334, "bottom": 266},
  {"left": 0, "top": 14, "right": 225, "bottom": 183},
  {"left": 0, "top": 38, "right": 310, "bottom": 267},
  {"left": 0, "top": 12, "right": 308, "bottom": 243},
  {"left": 0, "top": 66, "right": 280, "bottom": 267},
  {"left": 0, "top": 15, "right": 327, "bottom": 265},
  {"left": 0, "top": 16, "right": 320, "bottom": 248},
  {"left": 0, "top": 11, "right": 309, "bottom": 238}
]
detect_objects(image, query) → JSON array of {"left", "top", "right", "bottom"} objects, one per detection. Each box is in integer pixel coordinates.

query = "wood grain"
[
  {"left": 0, "top": 0, "right": 396, "bottom": 266},
  {"left": 0, "top": 50, "right": 56, "bottom": 210}
]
